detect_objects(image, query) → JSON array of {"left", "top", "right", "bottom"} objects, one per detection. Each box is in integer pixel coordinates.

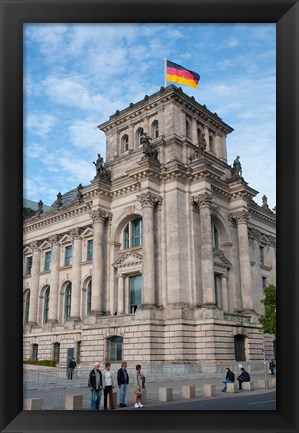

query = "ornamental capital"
[
  {"left": 49, "top": 234, "right": 60, "bottom": 246},
  {"left": 137, "top": 191, "right": 162, "bottom": 208},
  {"left": 229, "top": 210, "right": 250, "bottom": 225},
  {"left": 191, "top": 192, "right": 213, "bottom": 209},
  {"left": 29, "top": 240, "right": 40, "bottom": 251},
  {"left": 89, "top": 208, "right": 111, "bottom": 223},
  {"left": 69, "top": 227, "right": 82, "bottom": 240}
]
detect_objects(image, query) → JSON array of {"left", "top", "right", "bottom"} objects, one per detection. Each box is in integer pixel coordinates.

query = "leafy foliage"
[
  {"left": 259, "top": 284, "right": 276, "bottom": 336},
  {"left": 24, "top": 359, "right": 57, "bottom": 367}
]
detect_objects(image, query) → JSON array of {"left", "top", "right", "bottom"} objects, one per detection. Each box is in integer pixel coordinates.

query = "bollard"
[
  {"left": 255, "top": 379, "right": 267, "bottom": 389},
  {"left": 227, "top": 382, "right": 238, "bottom": 393},
  {"left": 270, "top": 378, "right": 276, "bottom": 388},
  {"left": 108, "top": 391, "right": 118, "bottom": 409},
  {"left": 242, "top": 382, "right": 254, "bottom": 391},
  {"left": 182, "top": 385, "right": 196, "bottom": 399},
  {"left": 159, "top": 387, "right": 173, "bottom": 401},
  {"left": 65, "top": 394, "right": 83, "bottom": 410},
  {"left": 24, "top": 398, "right": 43, "bottom": 410},
  {"left": 203, "top": 384, "right": 216, "bottom": 397}
]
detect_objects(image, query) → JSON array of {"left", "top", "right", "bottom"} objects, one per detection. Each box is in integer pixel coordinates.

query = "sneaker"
[
  {"left": 221, "top": 389, "right": 226, "bottom": 392},
  {"left": 138, "top": 403, "right": 144, "bottom": 408},
  {"left": 134, "top": 403, "right": 139, "bottom": 408},
  {"left": 123, "top": 404, "right": 127, "bottom": 407},
  {"left": 119, "top": 403, "right": 124, "bottom": 408}
]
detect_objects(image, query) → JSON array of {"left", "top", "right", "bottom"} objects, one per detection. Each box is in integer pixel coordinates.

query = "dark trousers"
[
  {"left": 237, "top": 379, "right": 246, "bottom": 389},
  {"left": 104, "top": 385, "right": 115, "bottom": 409}
]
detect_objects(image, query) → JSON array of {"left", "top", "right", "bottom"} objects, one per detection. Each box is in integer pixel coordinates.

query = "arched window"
[
  {"left": 87, "top": 280, "right": 92, "bottom": 314},
  {"left": 53, "top": 342, "right": 60, "bottom": 362},
  {"left": 44, "top": 287, "right": 50, "bottom": 323},
  {"left": 123, "top": 218, "right": 143, "bottom": 249},
  {"left": 212, "top": 224, "right": 219, "bottom": 250},
  {"left": 152, "top": 120, "right": 159, "bottom": 138},
  {"left": 65, "top": 283, "right": 72, "bottom": 322},
  {"left": 136, "top": 127, "right": 144, "bottom": 147},
  {"left": 107, "top": 336, "right": 123, "bottom": 362},
  {"left": 234, "top": 335, "right": 246, "bottom": 362},
  {"left": 121, "top": 134, "right": 129, "bottom": 152},
  {"left": 24, "top": 291, "right": 30, "bottom": 325}
]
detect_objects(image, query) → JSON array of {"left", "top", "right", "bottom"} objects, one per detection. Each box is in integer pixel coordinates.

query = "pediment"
[
  {"left": 39, "top": 240, "right": 52, "bottom": 250},
  {"left": 213, "top": 249, "right": 231, "bottom": 269},
  {"left": 113, "top": 251, "right": 143, "bottom": 269},
  {"left": 59, "top": 234, "right": 72, "bottom": 244},
  {"left": 81, "top": 227, "right": 93, "bottom": 238},
  {"left": 23, "top": 245, "right": 32, "bottom": 255}
]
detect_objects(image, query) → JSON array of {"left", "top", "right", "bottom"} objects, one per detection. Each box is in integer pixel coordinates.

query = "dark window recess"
[{"left": 234, "top": 335, "right": 246, "bottom": 362}]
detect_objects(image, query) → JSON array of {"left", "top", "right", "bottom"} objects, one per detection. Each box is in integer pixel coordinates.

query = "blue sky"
[{"left": 24, "top": 23, "right": 276, "bottom": 209}]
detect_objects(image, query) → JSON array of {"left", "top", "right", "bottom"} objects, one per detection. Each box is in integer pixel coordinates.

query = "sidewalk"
[{"left": 23, "top": 372, "right": 275, "bottom": 410}]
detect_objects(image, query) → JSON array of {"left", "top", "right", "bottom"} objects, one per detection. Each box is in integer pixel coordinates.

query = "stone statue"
[
  {"left": 37, "top": 200, "right": 44, "bottom": 213},
  {"left": 198, "top": 131, "right": 207, "bottom": 156},
  {"left": 262, "top": 195, "right": 269, "bottom": 210},
  {"left": 93, "top": 154, "right": 111, "bottom": 180},
  {"left": 230, "top": 155, "right": 242, "bottom": 180},
  {"left": 56, "top": 192, "right": 63, "bottom": 207},
  {"left": 141, "top": 132, "right": 158, "bottom": 160},
  {"left": 76, "top": 184, "right": 83, "bottom": 201}
]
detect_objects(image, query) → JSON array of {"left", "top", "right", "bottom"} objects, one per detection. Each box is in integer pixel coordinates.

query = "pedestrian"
[
  {"left": 134, "top": 364, "right": 144, "bottom": 408},
  {"left": 221, "top": 367, "right": 235, "bottom": 392},
  {"left": 88, "top": 362, "right": 103, "bottom": 410},
  {"left": 102, "top": 362, "right": 116, "bottom": 410},
  {"left": 268, "top": 359, "right": 276, "bottom": 375},
  {"left": 117, "top": 361, "right": 129, "bottom": 408},
  {"left": 68, "top": 357, "right": 77, "bottom": 380},
  {"left": 237, "top": 367, "right": 250, "bottom": 390}
]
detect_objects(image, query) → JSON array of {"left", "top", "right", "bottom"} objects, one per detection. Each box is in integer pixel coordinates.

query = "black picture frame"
[{"left": 0, "top": 1, "right": 298, "bottom": 432}]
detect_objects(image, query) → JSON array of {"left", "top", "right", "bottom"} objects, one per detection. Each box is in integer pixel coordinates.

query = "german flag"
[{"left": 166, "top": 60, "right": 200, "bottom": 89}]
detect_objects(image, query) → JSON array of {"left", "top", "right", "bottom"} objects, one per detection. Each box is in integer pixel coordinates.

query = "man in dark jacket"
[
  {"left": 222, "top": 368, "right": 235, "bottom": 392},
  {"left": 88, "top": 362, "right": 103, "bottom": 410},
  {"left": 68, "top": 358, "right": 77, "bottom": 380},
  {"left": 117, "top": 361, "right": 129, "bottom": 407},
  {"left": 237, "top": 367, "right": 250, "bottom": 390}
]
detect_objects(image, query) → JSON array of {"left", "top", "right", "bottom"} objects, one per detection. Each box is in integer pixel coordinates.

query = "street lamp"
[{"left": 262, "top": 341, "right": 269, "bottom": 389}]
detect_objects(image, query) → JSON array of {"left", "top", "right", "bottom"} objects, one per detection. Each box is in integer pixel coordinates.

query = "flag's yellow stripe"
[{"left": 166, "top": 73, "right": 198, "bottom": 89}]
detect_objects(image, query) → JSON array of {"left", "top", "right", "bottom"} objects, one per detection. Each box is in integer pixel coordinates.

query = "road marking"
[{"left": 249, "top": 400, "right": 276, "bottom": 405}]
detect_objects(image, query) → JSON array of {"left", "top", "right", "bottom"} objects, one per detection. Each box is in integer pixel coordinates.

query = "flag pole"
[{"left": 164, "top": 57, "right": 167, "bottom": 87}]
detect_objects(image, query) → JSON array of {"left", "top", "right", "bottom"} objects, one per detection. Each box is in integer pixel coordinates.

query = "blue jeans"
[
  {"left": 91, "top": 388, "right": 102, "bottom": 410},
  {"left": 222, "top": 379, "right": 233, "bottom": 391},
  {"left": 119, "top": 383, "right": 128, "bottom": 405}
]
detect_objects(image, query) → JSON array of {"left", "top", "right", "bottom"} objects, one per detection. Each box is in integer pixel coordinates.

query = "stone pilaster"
[
  {"left": 70, "top": 228, "right": 82, "bottom": 320},
  {"left": 27, "top": 241, "right": 41, "bottom": 324},
  {"left": 221, "top": 275, "right": 229, "bottom": 312},
  {"left": 117, "top": 272, "right": 125, "bottom": 315},
  {"left": 204, "top": 126, "right": 210, "bottom": 151},
  {"left": 215, "top": 133, "right": 222, "bottom": 159},
  {"left": 192, "top": 193, "right": 216, "bottom": 308},
  {"left": 90, "top": 208, "right": 111, "bottom": 314},
  {"left": 128, "top": 124, "right": 134, "bottom": 151},
  {"left": 48, "top": 235, "right": 60, "bottom": 323},
  {"left": 137, "top": 191, "right": 162, "bottom": 307},
  {"left": 229, "top": 210, "right": 254, "bottom": 313},
  {"left": 191, "top": 117, "right": 198, "bottom": 144}
]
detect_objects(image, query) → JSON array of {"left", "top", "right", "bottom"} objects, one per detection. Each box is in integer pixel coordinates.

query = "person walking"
[
  {"left": 102, "top": 362, "right": 116, "bottom": 410},
  {"left": 88, "top": 362, "right": 103, "bottom": 410},
  {"left": 221, "top": 367, "right": 235, "bottom": 392},
  {"left": 68, "top": 358, "right": 77, "bottom": 380},
  {"left": 134, "top": 364, "right": 144, "bottom": 408},
  {"left": 268, "top": 359, "right": 276, "bottom": 375},
  {"left": 237, "top": 367, "right": 250, "bottom": 390},
  {"left": 117, "top": 361, "right": 129, "bottom": 408}
]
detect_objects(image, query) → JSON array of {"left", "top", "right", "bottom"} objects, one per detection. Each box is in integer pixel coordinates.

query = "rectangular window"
[
  {"left": 76, "top": 341, "right": 81, "bottom": 364},
  {"left": 87, "top": 239, "right": 93, "bottom": 261},
  {"left": 44, "top": 251, "right": 52, "bottom": 271},
  {"left": 31, "top": 344, "right": 38, "bottom": 361},
  {"left": 108, "top": 337, "right": 123, "bottom": 362},
  {"left": 259, "top": 246, "right": 265, "bottom": 265},
  {"left": 262, "top": 276, "right": 267, "bottom": 288},
  {"left": 26, "top": 256, "right": 32, "bottom": 275},
  {"left": 53, "top": 343, "right": 60, "bottom": 362},
  {"left": 129, "top": 275, "right": 142, "bottom": 313},
  {"left": 65, "top": 245, "right": 72, "bottom": 266},
  {"left": 132, "top": 219, "right": 142, "bottom": 248}
]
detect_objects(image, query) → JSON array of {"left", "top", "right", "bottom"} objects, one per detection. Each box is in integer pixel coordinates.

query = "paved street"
[{"left": 24, "top": 372, "right": 276, "bottom": 411}]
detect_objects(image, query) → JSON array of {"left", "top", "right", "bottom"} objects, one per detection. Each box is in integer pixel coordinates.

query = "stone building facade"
[{"left": 23, "top": 85, "right": 276, "bottom": 373}]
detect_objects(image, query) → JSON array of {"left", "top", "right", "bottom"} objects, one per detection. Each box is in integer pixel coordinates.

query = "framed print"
[{"left": 0, "top": 1, "right": 298, "bottom": 432}]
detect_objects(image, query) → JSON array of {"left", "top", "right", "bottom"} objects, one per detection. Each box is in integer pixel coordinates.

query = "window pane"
[
  {"left": 123, "top": 225, "right": 129, "bottom": 249},
  {"left": 26, "top": 256, "right": 32, "bottom": 275},
  {"left": 65, "top": 284, "right": 72, "bottom": 321},
  {"left": 24, "top": 292, "right": 30, "bottom": 324},
  {"left": 44, "top": 251, "right": 51, "bottom": 271},
  {"left": 44, "top": 288, "right": 50, "bottom": 323},
  {"left": 132, "top": 219, "right": 142, "bottom": 247},
  {"left": 87, "top": 240, "right": 93, "bottom": 261},
  {"left": 129, "top": 275, "right": 142, "bottom": 312},
  {"left": 65, "top": 246, "right": 72, "bottom": 266},
  {"left": 87, "top": 280, "right": 92, "bottom": 313}
]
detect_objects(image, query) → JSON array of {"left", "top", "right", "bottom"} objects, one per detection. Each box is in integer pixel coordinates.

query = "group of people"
[
  {"left": 88, "top": 362, "right": 145, "bottom": 410},
  {"left": 222, "top": 367, "right": 250, "bottom": 392}
]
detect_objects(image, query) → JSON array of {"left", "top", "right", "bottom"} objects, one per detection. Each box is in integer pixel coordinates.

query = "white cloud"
[{"left": 26, "top": 112, "right": 57, "bottom": 138}]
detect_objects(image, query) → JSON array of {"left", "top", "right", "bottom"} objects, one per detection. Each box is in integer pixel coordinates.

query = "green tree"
[{"left": 259, "top": 284, "right": 276, "bottom": 336}]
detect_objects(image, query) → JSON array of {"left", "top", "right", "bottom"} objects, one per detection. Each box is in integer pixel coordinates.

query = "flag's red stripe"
[{"left": 166, "top": 66, "right": 198, "bottom": 83}]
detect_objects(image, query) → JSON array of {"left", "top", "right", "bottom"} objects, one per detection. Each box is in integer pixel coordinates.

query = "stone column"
[
  {"left": 70, "top": 228, "right": 82, "bottom": 320},
  {"left": 215, "top": 133, "right": 222, "bottom": 159},
  {"left": 28, "top": 241, "right": 41, "bottom": 324},
  {"left": 90, "top": 209, "right": 110, "bottom": 314},
  {"left": 193, "top": 193, "right": 216, "bottom": 307},
  {"left": 204, "top": 126, "right": 210, "bottom": 151},
  {"left": 48, "top": 235, "right": 60, "bottom": 323},
  {"left": 117, "top": 273, "right": 125, "bottom": 315},
  {"left": 230, "top": 210, "right": 254, "bottom": 312},
  {"left": 128, "top": 124, "right": 134, "bottom": 151},
  {"left": 221, "top": 275, "right": 229, "bottom": 312},
  {"left": 137, "top": 192, "right": 162, "bottom": 306},
  {"left": 191, "top": 117, "right": 198, "bottom": 144},
  {"left": 143, "top": 116, "right": 149, "bottom": 135}
]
